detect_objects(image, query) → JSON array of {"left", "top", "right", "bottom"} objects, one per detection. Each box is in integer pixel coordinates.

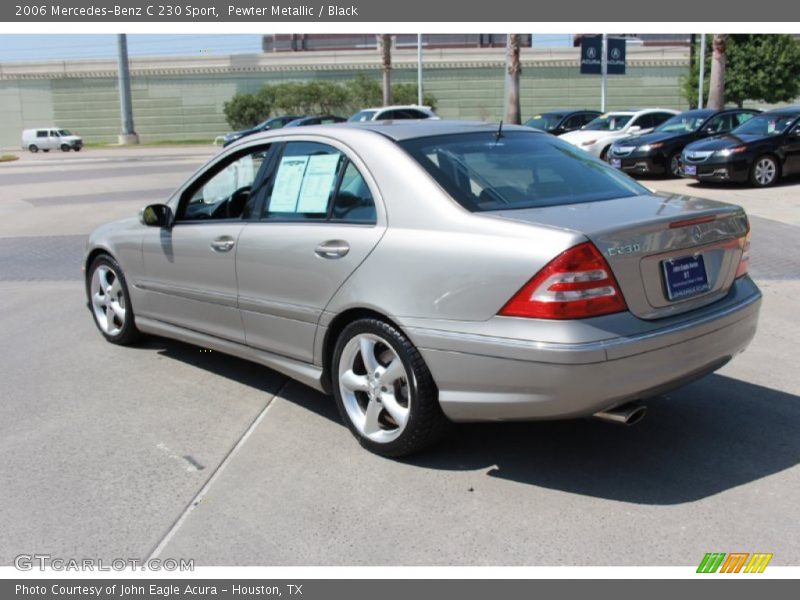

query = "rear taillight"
[
  {"left": 736, "top": 220, "right": 751, "bottom": 279},
  {"left": 499, "top": 242, "right": 627, "bottom": 320}
]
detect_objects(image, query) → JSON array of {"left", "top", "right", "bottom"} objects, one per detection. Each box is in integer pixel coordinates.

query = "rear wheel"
[
  {"left": 87, "top": 255, "right": 140, "bottom": 345},
  {"left": 750, "top": 155, "right": 779, "bottom": 187},
  {"left": 28, "top": 144, "right": 39, "bottom": 153},
  {"left": 60, "top": 144, "right": 71, "bottom": 152},
  {"left": 332, "top": 318, "right": 449, "bottom": 457}
]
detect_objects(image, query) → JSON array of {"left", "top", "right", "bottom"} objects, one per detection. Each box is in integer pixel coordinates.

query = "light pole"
[
  {"left": 698, "top": 33, "right": 707, "bottom": 109},
  {"left": 600, "top": 33, "right": 608, "bottom": 112},
  {"left": 417, "top": 33, "right": 423, "bottom": 106},
  {"left": 116, "top": 34, "right": 138, "bottom": 145}
]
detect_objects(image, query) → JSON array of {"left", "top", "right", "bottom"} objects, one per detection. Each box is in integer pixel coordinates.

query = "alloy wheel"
[
  {"left": 754, "top": 158, "right": 777, "bottom": 186},
  {"left": 337, "top": 333, "right": 411, "bottom": 444},
  {"left": 90, "top": 265, "right": 126, "bottom": 336}
]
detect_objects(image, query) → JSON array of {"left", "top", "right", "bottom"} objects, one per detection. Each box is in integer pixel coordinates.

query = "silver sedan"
[{"left": 85, "top": 121, "right": 761, "bottom": 456}]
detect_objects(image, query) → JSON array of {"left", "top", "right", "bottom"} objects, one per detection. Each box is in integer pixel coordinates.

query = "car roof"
[
  {"left": 532, "top": 109, "right": 599, "bottom": 116},
  {"left": 764, "top": 106, "right": 800, "bottom": 117},
  {"left": 360, "top": 105, "right": 433, "bottom": 112},
  {"left": 337, "top": 120, "right": 535, "bottom": 141}
]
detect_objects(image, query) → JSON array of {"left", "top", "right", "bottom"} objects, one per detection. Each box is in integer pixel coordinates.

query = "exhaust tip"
[{"left": 593, "top": 400, "right": 647, "bottom": 426}]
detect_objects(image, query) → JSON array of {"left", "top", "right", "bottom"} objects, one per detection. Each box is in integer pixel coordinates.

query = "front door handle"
[
  {"left": 210, "top": 236, "right": 236, "bottom": 253},
  {"left": 315, "top": 240, "right": 350, "bottom": 259}
]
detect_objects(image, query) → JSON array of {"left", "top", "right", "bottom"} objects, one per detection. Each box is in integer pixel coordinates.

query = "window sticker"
[
  {"left": 270, "top": 155, "right": 309, "bottom": 212},
  {"left": 297, "top": 154, "right": 341, "bottom": 213}
]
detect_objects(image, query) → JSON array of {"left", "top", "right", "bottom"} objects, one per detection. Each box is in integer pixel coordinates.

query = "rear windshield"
[
  {"left": 656, "top": 113, "right": 708, "bottom": 133},
  {"left": 399, "top": 131, "right": 648, "bottom": 212}
]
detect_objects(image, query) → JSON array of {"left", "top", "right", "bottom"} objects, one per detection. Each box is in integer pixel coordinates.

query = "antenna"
[{"left": 495, "top": 120, "right": 504, "bottom": 140}]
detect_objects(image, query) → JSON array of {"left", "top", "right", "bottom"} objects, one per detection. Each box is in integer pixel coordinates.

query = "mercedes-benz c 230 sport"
[{"left": 85, "top": 121, "right": 761, "bottom": 456}]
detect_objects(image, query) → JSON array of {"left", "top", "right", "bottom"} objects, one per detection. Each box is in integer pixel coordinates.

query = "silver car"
[{"left": 85, "top": 121, "right": 761, "bottom": 457}]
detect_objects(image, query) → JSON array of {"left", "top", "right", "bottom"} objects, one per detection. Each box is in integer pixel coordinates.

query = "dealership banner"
[
  {"left": 3, "top": 0, "right": 800, "bottom": 22},
  {"left": 3, "top": 579, "right": 799, "bottom": 599}
]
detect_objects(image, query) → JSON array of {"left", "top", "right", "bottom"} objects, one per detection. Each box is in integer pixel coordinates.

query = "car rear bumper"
[{"left": 409, "top": 277, "right": 761, "bottom": 422}]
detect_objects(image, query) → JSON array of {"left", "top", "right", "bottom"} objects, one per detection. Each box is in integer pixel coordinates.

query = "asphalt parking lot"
[{"left": 1, "top": 146, "right": 799, "bottom": 566}]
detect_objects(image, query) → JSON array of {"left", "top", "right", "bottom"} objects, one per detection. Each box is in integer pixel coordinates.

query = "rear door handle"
[
  {"left": 210, "top": 236, "right": 236, "bottom": 253},
  {"left": 315, "top": 240, "right": 350, "bottom": 259}
]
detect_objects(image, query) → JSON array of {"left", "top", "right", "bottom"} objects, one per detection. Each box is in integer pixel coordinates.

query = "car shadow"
[
  {"left": 134, "top": 337, "right": 800, "bottom": 506},
  {"left": 405, "top": 374, "right": 800, "bottom": 505}
]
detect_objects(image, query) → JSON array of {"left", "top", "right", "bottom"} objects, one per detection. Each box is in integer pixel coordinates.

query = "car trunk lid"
[{"left": 488, "top": 192, "right": 749, "bottom": 319}]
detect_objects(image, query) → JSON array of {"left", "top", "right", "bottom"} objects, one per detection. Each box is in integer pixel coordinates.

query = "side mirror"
[
  {"left": 627, "top": 125, "right": 641, "bottom": 133},
  {"left": 139, "top": 204, "right": 173, "bottom": 228}
]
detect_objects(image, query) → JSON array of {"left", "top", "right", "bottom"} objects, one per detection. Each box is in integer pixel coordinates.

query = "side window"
[
  {"left": 179, "top": 147, "right": 271, "bottom": 222},
  {"left": 331, "top": 163, "right": 377, "bottom": 224},
  {"left": 36, "top": 130, "right": 48, "bottom": 138},
  {"left": 379, "top": 110, "right": 398, "bottom": 120},
  {"left": 634, "top": 114, "right": 653, "bottom": 129},
  {"left": 736, "top": 112, "right": 756, "bottom": 126},
  {"left": 263, "top": 142, "right": 344, "bottom": 221},
  {"left": 651, "top": 112, "right": 673, "bottom": 128},
  {"left": 706, "top": 114, "right": 732, "bottom": 133},
  {"left": 563, "top": 115, "right": 583, "bottom": 130}
]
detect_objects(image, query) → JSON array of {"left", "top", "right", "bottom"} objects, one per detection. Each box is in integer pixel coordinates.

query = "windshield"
[
  {"left": 733, "top": 114, "right": 797, "bottom": 136},
  {"left": 399, "top": 132, "right": 648, "bottom": 212},
  {"left": 57, "top": 130, "right": 72, "bottom": 136},
  {"left": 525, "top": 114, "right": 564, "bottom": 131},
  {"left": 349, "top": 110, "right": 377, "bottom": 122},
  {"left": 583, "top": 114, "right": 632, "bottom": 131},
  {"left": 655, "top": 114, "right": 708, "bottom": 134}
]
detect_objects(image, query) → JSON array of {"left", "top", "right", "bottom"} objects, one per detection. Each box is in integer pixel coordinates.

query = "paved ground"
[{"left": 0, "top": 146, "right": 798, "bottom": 566}]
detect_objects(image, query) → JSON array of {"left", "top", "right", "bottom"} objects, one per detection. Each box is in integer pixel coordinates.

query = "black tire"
[
  {"left": 668, "top": 152, "right": 682, "bottom": 178},
  {"left": 86, "top": 254, "right": 141, "bottom": 345},
  {"left": 60, "top": 144, "right": 71, "bottom": 152},
  {"left": 600, "top": 146, "right": 611, "bottom": 161},
  {"left": 28, "top": 144, "right": 39, "bottom": 153},
  {"left": 332, "top": 318, "right": 450, "bottom": 457},
  {"left": 749, "top": 154, "right": 780, "bottom": 187}
]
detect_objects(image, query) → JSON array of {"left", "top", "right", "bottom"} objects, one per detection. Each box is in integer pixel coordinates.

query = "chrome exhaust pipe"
[{"left": 593, "top": 400, "right": 647, "bottom": 426}]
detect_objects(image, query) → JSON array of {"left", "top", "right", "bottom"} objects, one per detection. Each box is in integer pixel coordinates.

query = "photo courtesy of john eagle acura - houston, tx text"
[{"left": 84, "top": 120, "right": 761, "bottom": 457}]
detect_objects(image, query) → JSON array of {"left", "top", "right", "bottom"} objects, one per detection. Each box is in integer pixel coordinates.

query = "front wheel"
[
  {"left": 28, "top": 144, "right": 39, "bottom": 153},
  {"left": 668, "top": 152, "right": 682, "bottom": 178},
  {"left": 87, "top": 255, "right": 140, "bottom": 345},
  {"left": 750, "top": 155, "right": 779, "bottom": 187},
  {"left": 332, "top": 318, "right": 449, "bottom": 457}
]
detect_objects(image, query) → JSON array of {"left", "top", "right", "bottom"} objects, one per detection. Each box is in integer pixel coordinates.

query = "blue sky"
[{"left": 0, "top": 34, "right": 572, "bottom": 62}]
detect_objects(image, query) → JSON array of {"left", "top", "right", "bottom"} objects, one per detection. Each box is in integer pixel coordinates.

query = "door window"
[
  {"left": 262, "top": 141, "right": 376, "bottom": 224},
  {"left": 735, "top": 112, "right": 757, "bottom": 127},
  {"left": 179, "top": 147, "right": 271, "bottom": 222}
]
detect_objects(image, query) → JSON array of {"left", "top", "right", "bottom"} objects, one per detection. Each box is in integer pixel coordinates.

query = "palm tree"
[
  {"left": 707, "top": 34, "right": 728, "bottom": 110},
  {"left": 378, "top": 34, "right": 392, "bottom": 106},
  {"left": 505, "top": 34, "right": 522, "bottom": 124}
]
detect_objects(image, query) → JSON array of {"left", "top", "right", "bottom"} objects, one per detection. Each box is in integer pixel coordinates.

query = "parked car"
[
  {"left": 681, "top": 107, "right": 800, "bottom": 187},
  {"left": 349, "top": 105, "right": 438, "bottom": 122},
  {"left": 21, "top": 128, "right": 83, "bottom": 153},
  {"left": 222, "top": 115, "right": 303, "bottom": 147},
  {"left": 84, "top": 121, "right": 760, "bottom": 457},
  {"left": 608, "top": 108, "right": 760, "bottom": 177},
  {"left": 524, "top": 110, "right": 601, "bottom": 136},
  {"left": 559, "top": 108, "right": 678, "bottom": 159},
  {"left": 285, "top": 115, "right": 347, "bottom": 127}
]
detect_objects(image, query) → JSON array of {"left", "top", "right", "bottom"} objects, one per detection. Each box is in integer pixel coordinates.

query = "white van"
[{"left": 21, "top": 128, "right": 83, "bottom": 153}]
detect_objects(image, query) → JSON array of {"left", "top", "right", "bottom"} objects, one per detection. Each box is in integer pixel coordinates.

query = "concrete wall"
[{"left": 0, "top": 46, "right": 691, "bottom": 147}]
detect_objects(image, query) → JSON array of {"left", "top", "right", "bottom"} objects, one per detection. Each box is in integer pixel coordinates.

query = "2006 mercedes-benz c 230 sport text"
[{"left": 85, "top": 121, "right": 761, "bottom": 456}]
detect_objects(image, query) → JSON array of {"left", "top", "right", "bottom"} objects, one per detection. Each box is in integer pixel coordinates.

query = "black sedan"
[
  {"left": 524, "top": 110, "right": 600, "bottom": 136},
  {"left": 222, "top": 115, "right": 303, "bottom": 147},
  {"left": 284, "top": 115, "right": 347, "bottom": 127},
  {"left": 681, "top": 108, "right": 800, "bottom": 187},
  {"left": 607, "top": 108, "right": 760, "bottom": 178}
]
